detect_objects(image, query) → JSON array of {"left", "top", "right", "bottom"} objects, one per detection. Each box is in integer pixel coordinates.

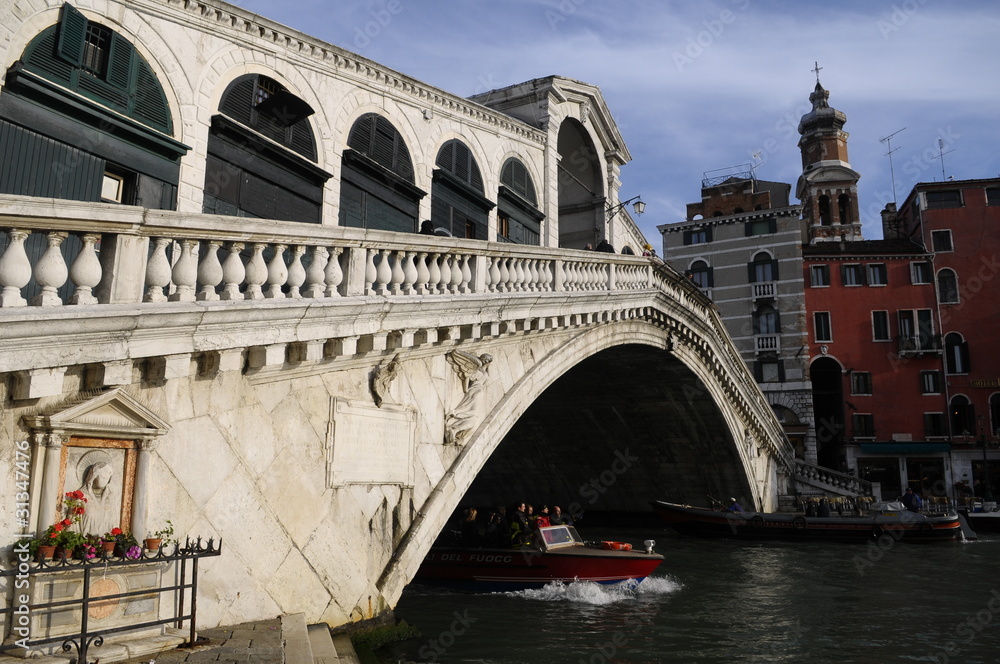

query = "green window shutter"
[
  {"left": 57, "top": 3, "right": 88, "bottom": 66},
  {"left": 106, "top": 32, "right": 134, "bottom": 89},
  {"left": 132, "top": 60, "right": 171, "bottom": 133}
]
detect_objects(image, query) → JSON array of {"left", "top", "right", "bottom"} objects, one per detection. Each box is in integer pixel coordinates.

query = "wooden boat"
[
  {"left": 959, "top": 507, "right": 1000, "bottom": 533},
  {"left": 650, "top": 500, "right": 961, "bottom": 542},
  {"left": 413, "top": 524, "right": 664, "bottom": 591}
]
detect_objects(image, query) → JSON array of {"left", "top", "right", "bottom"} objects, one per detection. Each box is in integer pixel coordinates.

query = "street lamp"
[
  {"left": 607, "top": 195, "right": 645, "bottom": 220},
  {"left": 979, "top": 414, "right": 994, "bottom": 501}
]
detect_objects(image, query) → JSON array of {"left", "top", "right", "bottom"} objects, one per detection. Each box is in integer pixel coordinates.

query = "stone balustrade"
[
  {"left": 793, "top": 459, "right": 873, "bottom": 497},
  {"left": 0, "top": 198, "right": 671, "bottom": 308}
]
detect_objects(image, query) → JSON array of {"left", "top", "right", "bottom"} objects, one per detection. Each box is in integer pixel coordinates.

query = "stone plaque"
[{"left": 327, "top": 398, "right": 415, "bottom": 487}]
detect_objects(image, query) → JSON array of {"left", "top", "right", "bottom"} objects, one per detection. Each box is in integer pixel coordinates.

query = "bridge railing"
[{"left": 0, "top": 196, "right": 664, "bottom": 308}]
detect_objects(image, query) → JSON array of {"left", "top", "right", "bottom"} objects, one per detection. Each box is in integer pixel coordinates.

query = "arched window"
[
  {"left": 689, "top": 260, "right": 712, "bottom": 289},
  {"left": 937, "top": 268, "right": 959, "bottom": 304},
  {"left": 838, "top": 194, "right": 852, "bottom": 224},
  {"left": 497, "top": 158, "right": 543, "bottom": 245},
  {"left": 733, "top": 207, "right": 744, "bottom": 215},
  {"left": 818, "top": 195, "right": 832, "bottom": 226},
  {"left": 339, "top": 113, "right": 424, "bottom": 232},
  {"left": 203, "top": 74, "right": 329, "bottom": 223},
  {"left": 754, "top": 304, "right": 780, "bottom": 335},
  {"left": 431, "top": 140, "right": 493, "bottom": 239},
  {"left": 1, "top": 3, "right": 186, "bottom": 207},
  {"left": 950, "top": 395, "right": 975, "bottom": 437},
  {"left": 748, "top": 252, "right": 778, "bottom": 283},
  {"left": 945, "top": 332, "right": 970, "bottom": 374}
]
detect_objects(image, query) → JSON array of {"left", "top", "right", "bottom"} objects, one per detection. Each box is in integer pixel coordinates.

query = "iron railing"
[{"left": 1, "top": 537, "right": 221, "bottom": 664}]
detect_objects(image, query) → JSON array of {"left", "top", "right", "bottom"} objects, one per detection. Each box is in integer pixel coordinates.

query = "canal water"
[{"left": 376, "top": 527, "right": 1000, "bottom": 664}]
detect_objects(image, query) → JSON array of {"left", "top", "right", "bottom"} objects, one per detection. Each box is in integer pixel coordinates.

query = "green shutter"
[
  {"left": 106, "top": 32, "right": 134, "bottom": 89},
  {"left": 132, "top": 60, "right": 171, "bottom": 133},
  {"left": 57, "top": 3, "right": 88, "bottom": 66}
]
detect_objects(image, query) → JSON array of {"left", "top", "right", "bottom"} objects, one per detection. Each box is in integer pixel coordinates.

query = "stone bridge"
[{"left": 0, "top": 196, "right": 794, "bottom": 629}]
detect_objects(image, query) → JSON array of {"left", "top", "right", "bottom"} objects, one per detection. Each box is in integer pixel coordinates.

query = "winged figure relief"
[{"left": 444, "top": 350, "right": 493, "bottom": 445}]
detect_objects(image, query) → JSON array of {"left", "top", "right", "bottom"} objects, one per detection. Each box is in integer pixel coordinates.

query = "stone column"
[
  {"left": 36, "top": 432, "right": 67, "bottom": 533},
  {"left": 131, "top": 438, "right": 158, "bottom": 538}
]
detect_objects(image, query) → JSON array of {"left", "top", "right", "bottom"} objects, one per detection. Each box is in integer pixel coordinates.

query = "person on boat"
[
  {"left": 724, "top": 497, "right": 743, "bottom": 512},
  {"left": 901, "top": 487, "right": 923, "bottom": 512},
  {"left": 461, "top": 507, "right": 481, "bottom": 546},
  {"left": 817, "top": 498, "right": 831, "bottom": 518},
  {"left": 509, "top": 502, "right": 532, "bottom": 548},
  {"left": 549, "top": 505, "right": 570, "bottom": 526},
  {"left": 534, "top": 505, "right": 552, "bottom": 529}
]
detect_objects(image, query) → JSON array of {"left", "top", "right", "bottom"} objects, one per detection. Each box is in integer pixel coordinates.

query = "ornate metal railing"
[{"left": 0, "top": 537, "right": 221, "bottom": 664}]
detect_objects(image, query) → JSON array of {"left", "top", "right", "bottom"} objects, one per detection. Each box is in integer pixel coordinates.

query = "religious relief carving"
[
  {"left": 444, "top": 350, "right": 493, "bottom": 446},
  {"left": 73, "top": 450, "right": 122, "bottom": 536},
  {"left": 371, "top": 353, "right": 402, "bottom": 408}
]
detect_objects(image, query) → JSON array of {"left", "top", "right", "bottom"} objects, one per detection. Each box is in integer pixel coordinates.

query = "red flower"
[
  {"left": 49, "top": 532, "right": 58, "bottom": 539},
  {"left": 74, "top": 506, "right": 85, "bottom": 515},
  {"left": 53, "top": 523, "right": 64, "bottom": 532},
  {"left": 111, "top": 527, "right": 122, "bottom": 536},
  {"left": 61, "top": 518, "right": 73, "bottom": 527}
]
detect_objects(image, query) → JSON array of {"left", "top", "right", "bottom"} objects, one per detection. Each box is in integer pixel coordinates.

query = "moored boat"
[
  {"left": 413, "top": 524, "right": 664, "bottom": 591},
  {"left": 959, "top": 507, "right": 1000, "bottom": 533},
  {"left": 650, "top": 499, "right": 961, "bottom": 542}
]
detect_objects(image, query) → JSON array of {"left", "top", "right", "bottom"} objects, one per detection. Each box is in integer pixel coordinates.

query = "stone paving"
[{"left": 122, "top": 619, "right": 284, "bottom": 664}]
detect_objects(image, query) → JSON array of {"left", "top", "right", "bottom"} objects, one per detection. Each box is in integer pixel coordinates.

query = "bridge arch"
[{"left": 377, "top": 315, "right": 784, "bottom": 602}]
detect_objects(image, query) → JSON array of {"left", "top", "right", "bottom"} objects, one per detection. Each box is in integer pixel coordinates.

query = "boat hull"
[
  {"left": 414, "top": 546, "right": 664, "bottom": 591},
  {"left": 960, "top": 509, "right": 1000, "bottom": 533},
  {"left": 650, "top": 500, "right": 961, "bottom": 543}
]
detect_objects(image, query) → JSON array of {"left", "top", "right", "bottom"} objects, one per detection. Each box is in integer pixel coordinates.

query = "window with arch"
[
  {"left": 818, "top": 195, "right": 832, "bottom": 225},
  {"left": 937, "top": 268, "right": 959, "bottom": 304},
  {"left": 945, "top": 332, "right": 970, "bottom": 374},
  {"left": 689, "top": 260, "right": 713, "bottom": 289},
  {"left": 339, "top": 113, "right": 424, "bottom": 232},
  {"left": 950, "top": 395, "right": 975, "bottom": 437},
  {"left": 753, "top": 304, "right": 780, "bottom": 335},
  {"left": 748, "top": 252, "right": 778, "bottom": 283},
  {"left": 497, "top": 158, "right": 542, "bottom": 245},
  {"left": 203, "top": 73, "right": 329, "bottom": 223},
  {"left": 431, "top": 140, "right": 493, "bottom": 239},
  {"left": 838, "top": 194, "right": 852, "bottom": 224},
  {"left": 1, "top": 2, "right": 187, "bottom": 207}
]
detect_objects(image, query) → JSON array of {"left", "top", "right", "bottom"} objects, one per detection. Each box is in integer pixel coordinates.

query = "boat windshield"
[{"left": 539, "top": 525, "right": 583, "bottom": 550}]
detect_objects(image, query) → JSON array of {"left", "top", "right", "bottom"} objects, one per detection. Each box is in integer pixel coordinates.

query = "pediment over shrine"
[{"left": 22, "top": 388, "right": 170, "bottom": 440}]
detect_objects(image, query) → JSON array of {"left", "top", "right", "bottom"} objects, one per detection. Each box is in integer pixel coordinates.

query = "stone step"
[
  {"left": 281, "top": 613, "right": 315, "bottom": 664},
  {"left": 330, "top": 634, "right": 362, "bottom": 664},
  {"left": 308, "top": 623, "right": 340, "bottom": 664}
]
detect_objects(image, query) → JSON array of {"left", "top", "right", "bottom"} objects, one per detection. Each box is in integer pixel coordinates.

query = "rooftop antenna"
[
  {"left": 750, "top": 150, "right": 763, "bottom": 178},
  {"left": 880, "top": 127, "right": 906, "bottom": 203},
  {"left": 937, "top": 139, "right": 955, "bottom": 181}
]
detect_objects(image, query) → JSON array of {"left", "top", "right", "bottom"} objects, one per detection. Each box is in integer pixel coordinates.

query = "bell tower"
[{"left": 796, "top": 67, "right": 862, "bottom": 243}]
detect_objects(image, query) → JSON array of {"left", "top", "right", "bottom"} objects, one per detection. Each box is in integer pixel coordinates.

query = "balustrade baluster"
[
  {"left": 197, "top": 240, "right": 223, "bottom": 301},
  {"left": 31, "top": 231, "right": 70, "bottom": 306},
  {"left": 304, "top": 246, "right": 328, "bottom": 298},
  {"left": 427, "top": 253, "right": 442, "bottom": 293},
  {"left": 169, "top": 239, "right": 199, "bottom": 302},
  {"left": 68, "top": 233, "right": 102, "bottom": 305},
  {"left": 415, "top": 252, "right": 430, "bottom": 294},
  {"left": 324, "top": 247, "right": 343, "bottom": 297},
  {"left": 265, "top": 244, "right": 288, "bottom": 299},
  {"left": 498, "top": 257, "right": 510, "bottom": 292},
  {"left": 0, "top": 228, "right": 31, "bottom": 307},
  {"left": 512, "top": 258, "right": 525, "bottom": 292},
  {"left": 487, "top": 256, "right": 501, "bottom": 292},
  {"left": 459, "top": 254, "right": 472, "bottom": 293},
  {"left": 244, "top": 243, "right": 268, "bottom": 300},
  {"left": 527, "top": 259, "right": 539, "bottom": 292},
  {"left": 374, "top": 249, "right": 392, "bottom": 295},
  {"left": 220, "top": 242, "right": 246, "bottom": 300},
  {"left": 540, "top": 260, "right": 553, "bottom": 291},
  {"left": 144, "top": 237, "right": 171, "bottom": 303},
  {"left": 448, "top": 254, "right": 462, "bottom": 294},
  {"left": 402, "top": 251, "right": 417, "bottom": 295},
  {"left": 286, "top": 245, "right": 306, "bottom": 298},
  {"left": 390, "top": 250, "right": 405, "bottom": 295}
]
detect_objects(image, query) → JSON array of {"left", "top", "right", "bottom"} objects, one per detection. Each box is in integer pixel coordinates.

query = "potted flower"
[
  {"left": 108, "top": 528, "right": 142, "bottom": 559},
  {"left": 100, "top": 527, "right": 124, "bottom": 555},
  {"left": 145, "top": 520, "right": 174, "bottom": 551},
  {"left": 53, "top": 528, "right": 86, "bottom": 560}
]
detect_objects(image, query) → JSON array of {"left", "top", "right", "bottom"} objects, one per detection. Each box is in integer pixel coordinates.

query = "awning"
[{"left": 859, "top": 443, "right": 952, "bottom": 454}]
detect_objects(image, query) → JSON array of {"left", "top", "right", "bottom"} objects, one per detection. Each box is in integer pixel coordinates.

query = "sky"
[{"left": 233, "top": 0, "right": 1000, "bottom": 245}]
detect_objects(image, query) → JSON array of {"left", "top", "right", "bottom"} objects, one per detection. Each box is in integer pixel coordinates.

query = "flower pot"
[
  {"left": 101, "top": 541, "right": 117, "bottom": 555},
  {"left": 144, "top": 538, "right": 162, "bottom": 551},
  {"left": 54, "top": 546, "right": 70, "bottom": 561},
  {"left": 36, "top": 544, "right": 56, "bottom": 562}
]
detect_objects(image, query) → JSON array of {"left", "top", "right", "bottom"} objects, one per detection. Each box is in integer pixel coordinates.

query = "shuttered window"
[
  {"left": 497, "top": 158, "right": 542, "bottom": 245},
  {"left": 218, "top": 75, "right": 316, "bottom": 161},
  {"left": 432, "top": 140, "right": 493, "bottom": 239}
]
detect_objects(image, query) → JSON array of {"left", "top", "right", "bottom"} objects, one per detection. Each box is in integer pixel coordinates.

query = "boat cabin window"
[{"left": 540, "top": 525, "right": 582, "bottom": 549}]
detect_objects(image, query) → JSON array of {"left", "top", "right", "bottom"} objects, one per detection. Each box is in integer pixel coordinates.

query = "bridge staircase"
[{"left": 777, "top": 460, "right": 877, "bottom": 512}]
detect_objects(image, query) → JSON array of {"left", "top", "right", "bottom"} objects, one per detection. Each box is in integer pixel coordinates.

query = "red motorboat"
[{"left": 413, "top": 525, "right": 664, "bottom": 591}]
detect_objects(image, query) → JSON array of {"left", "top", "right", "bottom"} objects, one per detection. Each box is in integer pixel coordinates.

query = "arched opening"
[
  {"left": 431, "top": 139, "right": 493, "bottom": 239},
  {"left": 772, "top": 405, "right": 806, "bottom": 459},
  {"left": 950, "top": 394, "right": 974, "bottom": 438},
  {"left": 810, "top": 357, "right": 844, "bottom": 468},
  {"left": 748, "top": 251, "right": 777, "bottom": 283},
  {"left": 340, "top": 113, "right": 424, "bottom": 232},
  {"left": 838, "top": 194, "right": 852, "bottom": 224},
  {"left": 556, "top": 119, "right": 602, "bottom": 248},
  {"left": 945, "top": 332, "right": 969, "bottom": 374},
  {"left": 204, "top": 74, "right": 329, "bottom": 223},
  {"left": 818, "top": 195, "right": 832, "bottom": 226},
  {"left": 937, "top": 269, "right": 959, "bottom": 304},
  {"left": 753, "top": 304, "right": 780, "bottom": 335},
  {"left": 688, "top": 260, "right": 712, "bottom": 289},
  {"left": 497, "top": 158, "right": 543, "bottom": 245}
]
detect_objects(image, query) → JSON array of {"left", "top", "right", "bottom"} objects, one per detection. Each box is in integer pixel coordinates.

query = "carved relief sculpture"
[
  {"left": 371, "top": 353, "right": 402, "bottom": 408},
  {"left": 444, "top": 350, "right": 493, "bottom": 446}
]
